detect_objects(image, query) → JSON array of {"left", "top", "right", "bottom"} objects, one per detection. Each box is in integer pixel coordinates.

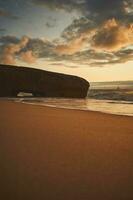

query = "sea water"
[
  {"left": 2, "top": 81, "right": 133, "bottom": 116},
  {"left": 14, "top": 98, "right": 132, "bottom": 116}
]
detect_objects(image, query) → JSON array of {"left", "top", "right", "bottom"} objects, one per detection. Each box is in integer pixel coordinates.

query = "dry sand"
[{"left": 0, "top": 100, "right": 133, "bottom": 200}]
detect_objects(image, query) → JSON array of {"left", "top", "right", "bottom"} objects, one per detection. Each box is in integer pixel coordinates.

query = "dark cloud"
[
  {"left": 86, "top": 0, "right": 123, "bottom": 12},
  {"left": 0, "top": 34, "right": 133, "bottom": 67},
  {"left": 33, "top": 0, "right": 86, "bottom": 13},
  {"left": 32, "top": 0, "right": 133, "bottom": 59},
  {"left": 32, "top": 0, "right": 133, "bottom": 44},
  {"left": 91, "top": 19, "right": 133, "bottom": 52},
  {"left": 26, "top": 38, "right": 55, "bottom": 58},
  {"left": 0, "top": 36, "right": 55, "bottom": 65},
  {"left": 87, "top": 48, "right": 133, "bottom": 66},
  {"left": 45, "top": 22, "right": 55, "bottom": 28},
  {"left": 0, "top": 36, "right": 19, "bottom": 44},
  {"left": 60, "top": 50, "right": 116, "bottom": 67},
  {"left": 86, "top": 0, "right": 126, "bottom": 20},
  {"left": 0, "top": 0, "right": 132, "bottom": 68},
  {"left": 114, "top": 48, "right": 133, "bottom": 63},
  {"left": 45, "top": 17, "right": 57, "bottom": 28},
  {"left": 56, "top": 17, "right": 133, "bottom": 57},
  {"left": 61, "top": 17, "right": 94, "bottom": 41},
  {"left": 55, "top": 34, "right": 90, "bottom": 55},
  {"left": 33, "top": 0, "right": 133, "bottom": 55},
  {"left": 0, "top": 36, "right": 29, "bottom": 65},
  {"left": 33, "top": 0, "right": 133, "bottom": 22},
  {"left": 55, "top": 25, "right": 128, "bottom": 58},
  {"left": 0, "top": 28, "right": 6, "bottom": 32},
  {"left": 0, "top": 8, "right": 18, "bottom": 19}
]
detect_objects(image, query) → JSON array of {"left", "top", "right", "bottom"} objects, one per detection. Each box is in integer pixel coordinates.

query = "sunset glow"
[{"left": 0, "top": 0, "right": 133, "bottom": 81}]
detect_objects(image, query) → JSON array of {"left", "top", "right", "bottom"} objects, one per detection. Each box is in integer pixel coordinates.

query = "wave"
[
  {"left": 13, "top": 98, "right": 133, "bottom": 117},
  {"left": 88, "top": 89, "right": 133, "bottom": 101}
]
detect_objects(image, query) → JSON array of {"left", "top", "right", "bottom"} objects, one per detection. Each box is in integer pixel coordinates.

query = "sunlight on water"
[
  {"left": 2, "top": 82, "right": 133, "bottom": 116},
  {"left": 15, "top": 98, "right": 133, "bottom": 116}
]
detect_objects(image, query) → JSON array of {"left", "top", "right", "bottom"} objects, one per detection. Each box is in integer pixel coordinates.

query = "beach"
[{"left": 0, "top": 100, "right": 133, "bottom": 200}]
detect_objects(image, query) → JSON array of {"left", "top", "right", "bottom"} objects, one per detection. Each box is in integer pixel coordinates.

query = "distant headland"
[{"left": 0, "top": 64, "right": 89, "bottom": 98}]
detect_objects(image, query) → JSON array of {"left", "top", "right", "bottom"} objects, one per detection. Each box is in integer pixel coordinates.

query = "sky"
[{"left": 0, "top": 0, "right": 133, "bottom": 82}]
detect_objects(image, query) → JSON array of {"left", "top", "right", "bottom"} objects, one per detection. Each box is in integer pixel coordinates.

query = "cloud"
[
  {"left": 45, "top": 22, "right": 55, "bottom": 28},
  {"left": 55, "top": 18, "right": 133, "bottom": 55},
  {"left": 33, "top": 0, "right": 124, "bottom": 14},
  {"left": 92, "top": 18, "right": 133, "bottom": 52},
  {"left": 61, "top": 17, "right": 94, "bottom": 41},
  {"left": 20, "top": 50, "right": 37, "bottom": 64},
  {"left": 114, "top": 48, "right": 133, "bottom": 64},
  {"left": 33, "top": 0, "right": 133, "bottom": 22},
  {"left": 53, "top": 17, "right": 133, "bottom": 66},
  {"left": 85, "top": 0, "right": 127, "bottom": 20},
  {"left": 32, "top": 0, "right": 133, "bottom": 57},
  {"left": 1, "top": 0, "right": 133, "bottom": 68},
  {"left": 55, "top": 26, "right": 95, "bottom": 55},
  {"left": 33, "top": 0, "right": 86, "bottom": 13},
  {"left": 0, "top": 32, "right": 133, "bottom": 68},
  {"left": 0, "top": 28, "right": 6, "bottom": 32},
  {"left": 55, "top": 35, "right": 88, "bottom": 55},
  {"left": 27, "top": 38, "right": 55, "bottom": 58},
  {"left": 0, "top": 36, "right": 29, "bottom": 65},
  {"left": 0, "top": 36, "right": 55, "bottom": 65},
  {"left": 0, "top": 36, "right": 19, "bottom": 44},
  {"left": 0, "top": 8, "right": 18, "bottom": 19}
]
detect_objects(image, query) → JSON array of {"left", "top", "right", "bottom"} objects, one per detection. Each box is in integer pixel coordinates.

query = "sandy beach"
[{"left": 0, "top": 100, "right": 133, "bottom": 200}]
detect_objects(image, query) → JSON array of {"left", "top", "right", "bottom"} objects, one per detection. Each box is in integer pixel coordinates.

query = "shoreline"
[
  {"left": 1, "top": 98, "right": 133, "bottom": 117},
  {"left": 20, "top": 101, "right": 133, "bottom": 117}
]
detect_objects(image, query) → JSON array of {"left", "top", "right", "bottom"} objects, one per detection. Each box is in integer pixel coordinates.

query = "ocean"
[
  {"left": 2, "top": 81, "right": 133, "bottom": 116},
  {"left": 90, "top": 81, "right": 133, "bottom": 90}
]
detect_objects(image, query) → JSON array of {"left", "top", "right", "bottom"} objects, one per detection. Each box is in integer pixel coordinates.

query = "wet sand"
[{"left": 0, "top": 100, "right": 133, "bottom": 200}]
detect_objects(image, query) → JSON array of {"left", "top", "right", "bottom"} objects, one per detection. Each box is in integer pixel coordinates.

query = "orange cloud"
[
  {"left": 92, "top": 18, "right": 133, "bottom": 52},
  {"left": 1, "top": 36, "right": 29, "bottom": 65},
  {"left": 55, "top": 18, "right": 133, "bottom": 55},
  {"left": 55, "top": 29, "right": 94, "bottom": 55},
  {"left": 1, "top": 54, "right": 16, "bottom": 65},
  {"left": 55, "top": 36, "right": 86, "bottom": 55},
  {"left": 20, "top": 50, "right": 36, "bottom": 64}
]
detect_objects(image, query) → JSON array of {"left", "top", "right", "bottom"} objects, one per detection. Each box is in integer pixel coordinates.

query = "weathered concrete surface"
[{"left": 0, "top": 64, "right": 89, "bottom": 98}]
